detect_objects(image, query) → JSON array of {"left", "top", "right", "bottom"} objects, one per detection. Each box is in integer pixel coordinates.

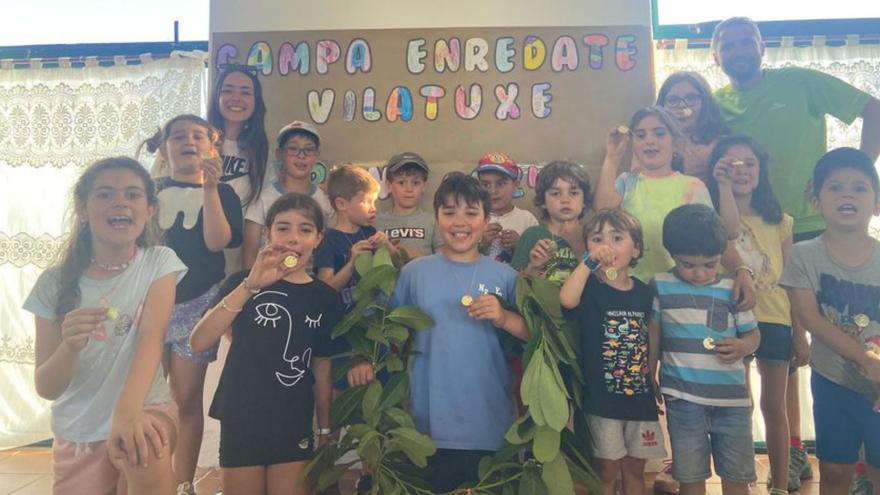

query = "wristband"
[
  {"left": 734, "top": 265, "right": 755, "bottom": 278},
  {"left": 242, "top": 278, "right": 261, "bottom": 294},
  {"left": 581, "top": 251, "right": 601, "bottom": 272},
  {"left": 316, "top": 427, "right": 331, "bottom": 436},
  {"left": 219, "top": 297, "right": 243, "bottom": 313}
]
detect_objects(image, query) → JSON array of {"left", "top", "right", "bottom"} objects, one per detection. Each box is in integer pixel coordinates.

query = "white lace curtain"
[
  {"left": 656, "top": 39, "right": 880, "bottom": 443},
  {"left": 0, "top": 52, "right": 207, "bottom": 449}
]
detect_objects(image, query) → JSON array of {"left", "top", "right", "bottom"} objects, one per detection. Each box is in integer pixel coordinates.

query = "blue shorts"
[
  {"left": 811, "top": 372, "right": 880, "bottom": 468},
  {"left": 752, "top": 322, "right": 792, "bottom": 365},
  {"left": 665, "top": 397, "right": 756, "bottom": 483}
]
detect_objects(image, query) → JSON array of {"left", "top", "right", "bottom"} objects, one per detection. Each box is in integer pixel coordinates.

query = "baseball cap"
[
  {"left": 386, "top": 152, "right": 429, "bottom": 175},
  {"left": 276, "top": 120, "right": 321, "bottom": 147},
  {"left": 474, "top": 152, "right": 520, "bottom": 180}
]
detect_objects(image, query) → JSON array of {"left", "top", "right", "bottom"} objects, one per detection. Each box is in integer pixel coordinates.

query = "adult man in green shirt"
[{"left": 713, "top": 17, "right": 880, "bottom": 238}]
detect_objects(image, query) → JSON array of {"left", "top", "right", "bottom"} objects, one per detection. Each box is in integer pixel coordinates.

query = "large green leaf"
[
  {"left": 504, "top": 414, "right": 535, "bottom": 445},
  {"left": 384, "top": 323, "right": 410, "bottom": 345},
  {"left": 385, "top": 354, "right": 405, "bottom": 373},
  {"left": 355, "top": 251, "right": 374, "bottom": 277},
  {"left": 357, "top": 430, "right": 383, "bottom": 467},
  {"left": 529, "top": 275, "right": 564, "bottom": 319},
  {"left": 541, "top": 453, "right": 574, "bottom": 495},
  {"left": 532, "top": 425, "right": 560, "bottom": 463},
  {"left": 387, "top": 306, "right": 434, "bottom": 330},
  {"left": 365, "top": 322, "right": 388, "bottom": 345},
  {"left": 537, "top": 356, "right": 570, "bottom": 431},
  {"left": 378, "top": 372, "right": 409, "bottom": 411},
  {"left": 372, "top": 245, "right": 393, "bottom": 268},
  {"left": 384, "top": 407, "right": 415, "bottom": 428},
  {"left": 361, "top": 380, "right": 383, "bottom": 425},
  {"left": 330, "top": 385, "right": 367, "bottom": 429},
  {"left": 317, "top": 464, "right": 352, "bottom": 490},
  {"left": 354, "top": 264, "right": 397, "bottom": 301},
  {"left": 331, "top": 295, "right": 371, "bottom": 338},
  {"left": 518, "top": 465, "right": 549, "bottom": 495}
]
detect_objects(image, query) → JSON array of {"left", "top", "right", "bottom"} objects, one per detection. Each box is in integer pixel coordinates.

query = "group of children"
[{"left": 21, "top": 63, "right": 880, "bottom": 495}]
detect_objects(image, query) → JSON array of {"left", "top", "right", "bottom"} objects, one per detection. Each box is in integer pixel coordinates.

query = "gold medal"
[
  {"left": 854, "top": 314, "right": 870, "bottom": 329},
  {"left": 605, "top": 267, "right": 618, "bottom": 281},
  {"left": 680, "top": 107, "right": 694, "bottom": 117},
  {"left": 616, "top": 125, "right": 629, "bottom": 135},
  {"left": 283, "top": 255, "right": 299, "bottom": 268},
  {"left": 106, "top": 307, "right": 119, "bottom": 320},
  {"left": 702, "top": 337, "right": 716, "bottom": 350},
  {"left": 461, "top": 295, "right": 473, "bottom": 307},
  {"left": 201, "top": 150, "right": 215, "bottom": 160},
  {"left": 547, "top": 240, "right": 558, "bottom": 251}
]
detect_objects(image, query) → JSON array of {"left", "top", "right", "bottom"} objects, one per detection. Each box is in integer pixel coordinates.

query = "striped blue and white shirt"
[{"left": 652, "top": 272, "right": 758, "bottom": 407}]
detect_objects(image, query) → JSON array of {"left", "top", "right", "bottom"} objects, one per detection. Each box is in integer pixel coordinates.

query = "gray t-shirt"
[
  {"left": 375, "top": 208, "right": 441, "bottom": 256},
  {"left": 780, "top": 236, "right": 880, "bottom": 401},
  {"left": 23, "top": 246, "right": 187, "bottom": 442}
]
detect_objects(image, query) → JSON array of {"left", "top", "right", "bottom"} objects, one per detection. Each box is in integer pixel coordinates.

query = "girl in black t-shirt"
[
  {"left": 191, "top": 193, "right": 343, "bottom": 495},
  {"left": 142, "top": 114, "right": 243, "bottom": 494}
]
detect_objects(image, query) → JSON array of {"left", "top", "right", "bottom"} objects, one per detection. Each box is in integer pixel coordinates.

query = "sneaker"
[
  {"left": 796, "top": 445, "right": 813, "bottom": 481},
  {"left": 176, "top": 482, "right": 196, "bottom": 495},
  {"left": 654, "top": 460, "right": 679, "bottom": 494},
  {"left": 355, "top": 474, "right": 373, "bottom": 495},
  {"left": 850, "top": 474, "right": 874, "bottom": 495}
]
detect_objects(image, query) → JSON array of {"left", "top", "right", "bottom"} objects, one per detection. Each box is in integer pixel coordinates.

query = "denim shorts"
[
  {"left": 811, "top": 372, "right": 880, "bottom": 468},
  {"left": 751, "top": 322, "right": 792, "bottom": 365},
  {"left": 665, "top": 397, "right": 756, "bottom": 483}
]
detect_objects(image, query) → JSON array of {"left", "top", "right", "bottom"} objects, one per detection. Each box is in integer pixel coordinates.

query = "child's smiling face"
[{"left": 813, "top": 168, "right": 880, "bottom": 232}]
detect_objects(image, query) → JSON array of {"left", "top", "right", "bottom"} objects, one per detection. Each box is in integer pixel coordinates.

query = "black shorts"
[
  {"left": 427, "top": 449, "right": 493, "bottom": 493},
  {"left": 219, "top": 420, "right": 314, "bottom": 468},
  {"left": 751, "top": 322, "right": 792, "bottom": 365}
]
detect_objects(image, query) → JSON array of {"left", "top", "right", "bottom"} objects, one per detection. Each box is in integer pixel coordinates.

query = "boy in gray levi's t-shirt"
[{"left": 780, "top": 236, "right": 880, "bottom": 403}]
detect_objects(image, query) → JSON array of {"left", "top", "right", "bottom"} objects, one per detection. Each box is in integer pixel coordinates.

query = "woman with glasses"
[
  {"left": 657, "top": 72, "right": 730, "bottom": 184},
  {"left": 241, "top": 121, "right": 334, "bottom": 268}
]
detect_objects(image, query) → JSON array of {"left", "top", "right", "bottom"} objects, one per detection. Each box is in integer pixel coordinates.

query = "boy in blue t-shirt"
[
  {"left": 348, "top": 172, "right": 528, "bottom": 493},
  {"left": 648, "top": 204, "right": 760, "bottom": 494}
]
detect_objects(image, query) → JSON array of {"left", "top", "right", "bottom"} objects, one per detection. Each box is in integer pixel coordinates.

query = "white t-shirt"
[
  {"left": 487, "top": 206, "right": 538, "bottom": 263},
  {"left": 245, "top": 179, "right": 335, "bottom": 230},
  {"left": 219, "top": 139, "right": 255, "bottom": 208},
  {"left": 23, "top": 247, "right": 187, "bottom": 442}
]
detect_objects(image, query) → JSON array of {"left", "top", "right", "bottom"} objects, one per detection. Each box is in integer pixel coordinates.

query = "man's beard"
[{"left": 723, "top": 56, "right": 761, "bottom": 83}]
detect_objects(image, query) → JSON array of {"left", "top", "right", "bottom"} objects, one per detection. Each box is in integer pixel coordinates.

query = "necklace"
[
  {"left": 91, "top": 248, "right": 138, "bottom": 271},
  {"left": 453, "top": 259, "right": 480, "bottom": 307}
]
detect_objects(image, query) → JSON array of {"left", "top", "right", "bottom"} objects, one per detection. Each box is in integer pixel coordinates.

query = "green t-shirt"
[
  {"left": 715, "top": 67, "right": 870, "bottom": 235},
  {"left": 615, "top": 171, "right": 712, "bottom": 283},
  {"left": 511, "top": 224, "right": 580, "bottom": 284}
]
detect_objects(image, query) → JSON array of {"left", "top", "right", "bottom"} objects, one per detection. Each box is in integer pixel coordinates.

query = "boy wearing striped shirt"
[{"left": 648, "top": 204, "right": 760, "bottom": 495}]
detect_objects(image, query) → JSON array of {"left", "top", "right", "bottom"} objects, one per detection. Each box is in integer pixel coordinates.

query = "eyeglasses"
[
  {"left": 664, "top": 94, "right": 702, "bottom": 107},
  {"left": 283, "top": 146, "right": 318, "bottom": 157}
]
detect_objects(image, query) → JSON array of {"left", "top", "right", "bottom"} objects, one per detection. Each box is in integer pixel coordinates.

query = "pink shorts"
[{"left": 52, "top": 402, "right": 179, "bottom": 495}]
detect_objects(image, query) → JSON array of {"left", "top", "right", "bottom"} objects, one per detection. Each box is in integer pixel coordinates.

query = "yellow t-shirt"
[{"left": 733, "top": 214, "right": 794, "bottom": 325}]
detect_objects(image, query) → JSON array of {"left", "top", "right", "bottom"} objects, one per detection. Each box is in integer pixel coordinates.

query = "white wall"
[{"left": 210, "top": 0, "right": 652, "bottom": 33}]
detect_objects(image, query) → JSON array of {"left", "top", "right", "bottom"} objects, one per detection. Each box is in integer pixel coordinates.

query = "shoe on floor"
[
  {"left": 654, "top": 460, "right": 679, "bottom": 494},
  {"left": 850, "top": 474, "right": 874, "bottom": 495}
]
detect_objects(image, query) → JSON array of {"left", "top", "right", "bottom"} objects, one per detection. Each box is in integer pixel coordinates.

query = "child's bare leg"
[
  {"left": 787, "top": 369, "right": 802, "bottom": 442},
  {"left": 819, "top": 461, "right": 855, "bottom": 495},
  {"left": 758, "top": 360, "right": 790, "bottom": 490},
  {"left": 719, "top": 478, "right": 750, "bottom": 495},
  {"left": 679, "top": 481, "right": 706, "bottom": 495},
  {"left": 595, "top": 458, "right": 622, "bottom": 495},
  {"left": 168, "top": 354, "right": 208, "bottom": 487},
  {"left": 619, "top": 456, "right": 647, "bottom": 495},
  {"left": 865, "top": 464, "right": 880, "bottom": 493},
  {"left": 113, "top": 410, "right": 177, "bottom": 495},
  {"left": 222, "top": 465, "right": 267, "bottom": 495},
  {"left": 267, "top": 461, "right": 309, "bottom": 495}
]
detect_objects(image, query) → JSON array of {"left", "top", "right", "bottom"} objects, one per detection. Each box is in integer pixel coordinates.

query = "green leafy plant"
[
  {"left": 305, "top": 246, "right": 437, "bottom": 494},
  {"left": 307, "top": 251, "right": 599, "bottom": 494}
]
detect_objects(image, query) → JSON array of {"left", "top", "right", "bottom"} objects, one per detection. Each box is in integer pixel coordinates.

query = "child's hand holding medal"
[
  {"left": 247, "top": 244, "right": 302, "bottom": 290},
  {"left": 200, "top": 148, "right": 222, "bottom": 189}
]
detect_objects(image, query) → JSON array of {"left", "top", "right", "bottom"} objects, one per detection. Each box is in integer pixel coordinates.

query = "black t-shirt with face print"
[{"left": 209, "top": 271, "right": 345, "bottom": 435}]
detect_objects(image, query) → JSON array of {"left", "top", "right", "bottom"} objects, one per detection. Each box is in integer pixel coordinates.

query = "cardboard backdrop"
[{"left": 212, "top": 26, "right": 655, "bottom": 211}]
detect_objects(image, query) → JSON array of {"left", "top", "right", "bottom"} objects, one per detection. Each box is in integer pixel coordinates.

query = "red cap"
[{"left": 474, "top": 152, "right": 520, "bottom": 180}]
